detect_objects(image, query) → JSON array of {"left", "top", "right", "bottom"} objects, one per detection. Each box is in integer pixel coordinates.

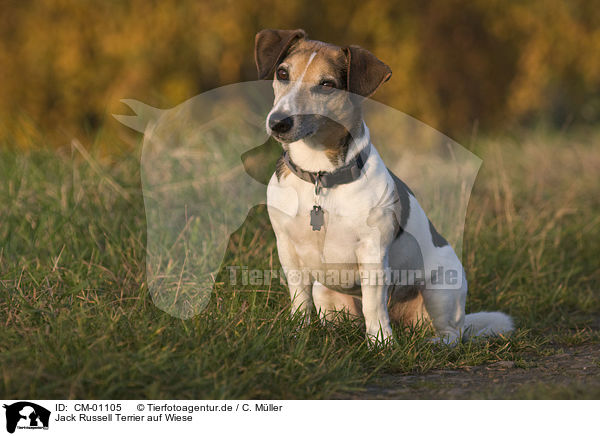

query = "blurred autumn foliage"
[{"left": 1, "top": 0, "right": 599, "bottom": 147}]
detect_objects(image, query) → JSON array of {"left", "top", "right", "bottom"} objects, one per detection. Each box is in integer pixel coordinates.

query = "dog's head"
[{"left": 255, "top": 29, "right": 391, "bottom": 145}]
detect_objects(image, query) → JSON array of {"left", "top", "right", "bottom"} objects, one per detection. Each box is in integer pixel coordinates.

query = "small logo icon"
[{"left": 3, "top": 402, "right": 50, "bottom": 434}]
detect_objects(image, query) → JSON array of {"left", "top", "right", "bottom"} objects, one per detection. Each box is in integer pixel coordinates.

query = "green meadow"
[{"left": 1, "top": 128, "right": 598, "bottom": 399}]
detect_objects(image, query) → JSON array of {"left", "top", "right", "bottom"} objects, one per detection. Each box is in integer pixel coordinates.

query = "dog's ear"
[
  {"left": 255, "top": 29, "right": 306, "bottom": 80},
  {"left": 343, "top": 45, "right": 392, "bottom": 98}
]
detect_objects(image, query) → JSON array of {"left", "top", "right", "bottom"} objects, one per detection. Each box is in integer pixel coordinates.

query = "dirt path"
[{"left": 342, "top": 344, "right": 600, "bottom": 399}]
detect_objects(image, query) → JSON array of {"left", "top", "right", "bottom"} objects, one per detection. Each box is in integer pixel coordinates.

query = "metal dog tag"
[{"left": 310, "top": 205, "right": 324, "bottom": 231}]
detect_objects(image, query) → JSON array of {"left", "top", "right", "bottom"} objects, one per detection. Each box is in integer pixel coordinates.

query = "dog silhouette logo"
[
  {"left": 3, "top": 402, "right": 50, "bottom": 433},
  {"left": 114, "top": 81, "right": 482, "bottom": 319}
]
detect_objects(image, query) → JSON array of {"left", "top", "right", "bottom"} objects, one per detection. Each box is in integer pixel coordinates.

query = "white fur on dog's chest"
[{"left": 267, "top": 145, "right": 399, "bottom": 290}]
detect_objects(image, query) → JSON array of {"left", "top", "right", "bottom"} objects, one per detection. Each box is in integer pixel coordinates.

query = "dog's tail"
[{"left": 463, "top": 311, "right": 514, "bottom": 340}]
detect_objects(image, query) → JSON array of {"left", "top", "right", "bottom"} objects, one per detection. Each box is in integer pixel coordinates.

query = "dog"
[{"left": 257, "top": 29, "right": 513, "bottom": 344}]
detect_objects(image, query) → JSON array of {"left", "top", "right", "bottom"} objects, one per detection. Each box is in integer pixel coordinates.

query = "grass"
[{"left": 0, "top": 127, "right": 599, "bottom": 399}]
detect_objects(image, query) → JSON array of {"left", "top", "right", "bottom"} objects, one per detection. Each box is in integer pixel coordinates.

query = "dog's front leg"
[
  {"left": 359, "top": 275, "right": 393, "bottom": 344},
  {"left": 357, "top": 244, "right": 393, "bottom": 345},
  {"left": 287, "top": 277, "right": 313, "bottom": 324},
  {"left": 357, "top": 206, "right": 398, "bottom": 345},
  {"left": 276, "top": 238, "right": 313, "bottom": 324}
]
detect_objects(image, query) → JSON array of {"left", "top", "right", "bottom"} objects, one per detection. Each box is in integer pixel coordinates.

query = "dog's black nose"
[{"left": 268, "top": 112, "right": 294, "bottom": 133}]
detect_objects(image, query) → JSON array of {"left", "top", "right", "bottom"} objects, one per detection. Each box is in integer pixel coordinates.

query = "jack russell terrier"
[{"left": 257, "top": 29, "right": 513, "bottom": 344}]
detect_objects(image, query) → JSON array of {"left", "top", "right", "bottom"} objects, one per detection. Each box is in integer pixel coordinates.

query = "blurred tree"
[{"left": 0, "top": 0, "right": 598, "bottom": 147}]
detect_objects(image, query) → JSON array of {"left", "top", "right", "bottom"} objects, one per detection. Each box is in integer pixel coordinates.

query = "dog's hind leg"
[
  {"left": 388, "top": 286, "right": 430, "bottom": 328},
  {"left": 421, "top": 279, "right": 467, "bottom": 345},
  {"left": 312, "top": 282, "right": 361, "bottom": 324}
]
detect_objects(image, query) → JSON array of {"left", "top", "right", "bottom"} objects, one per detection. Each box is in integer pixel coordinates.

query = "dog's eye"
[
  {"left": 276, "top": 68, "right": 289, "bottom": 81},
  {"left": 317, "top": 80, "right": 336, "bottom": 94}
]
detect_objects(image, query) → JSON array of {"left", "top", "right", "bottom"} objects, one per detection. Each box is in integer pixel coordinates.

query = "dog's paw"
[
  {"left": 290, "top": 309, "right": 312, "bottom": 333},
  {"left": 366, "top": 328, "right": 395, "bottom": 349},
  {"left": 428, "top": 333, "right": 460, "bottom": 347}
]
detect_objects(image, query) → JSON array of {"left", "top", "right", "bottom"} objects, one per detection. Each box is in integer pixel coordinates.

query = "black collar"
[{"left": 282, "top": 145, "right": 371, "bottom": 189}]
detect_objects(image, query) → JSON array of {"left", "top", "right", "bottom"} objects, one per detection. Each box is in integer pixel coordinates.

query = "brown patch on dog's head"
[{"left": 254, "top": 30, "right": 391, "bottom": 96}]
